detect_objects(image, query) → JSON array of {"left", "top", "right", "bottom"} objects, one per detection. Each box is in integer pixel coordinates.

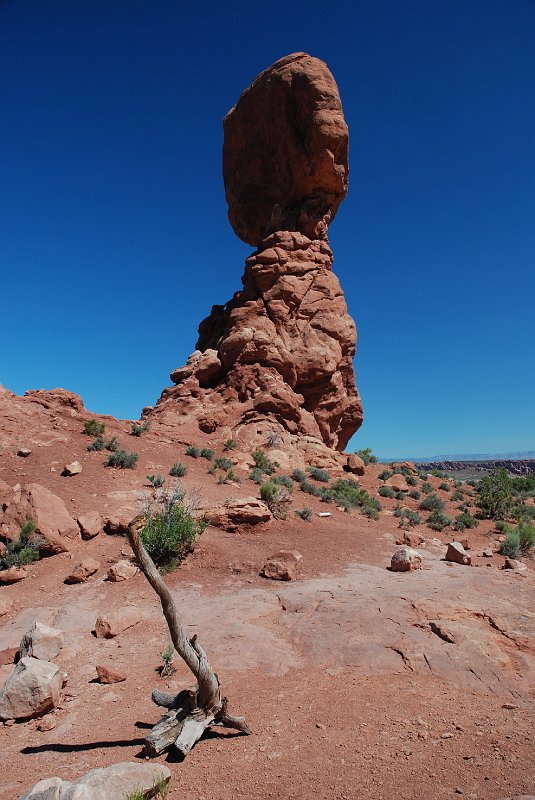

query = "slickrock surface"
[{"left": 154, "top": 53, "right": 362, "bottom": 454}]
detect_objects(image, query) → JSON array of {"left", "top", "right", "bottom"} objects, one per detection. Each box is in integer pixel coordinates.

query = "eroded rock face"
[{"left": 154, "top": 54, "right": 362, "bottom": 453}]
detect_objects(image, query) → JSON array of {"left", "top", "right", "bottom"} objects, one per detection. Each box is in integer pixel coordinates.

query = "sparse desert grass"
[
  {"left": 265, "top": 430, "right": 283, "bottom": 448},
  {"left": 421, "top": 481, "right": 433, "bottom": 494},
  {"left": 397, "top": 508, "right": 421, "bottom": 527},
  {"left": 147, "top": 474, "right": 165, "bottom": 488},
  {"left": 378, "top": 469, "right": 393, "bottom": 481},
  {"left": 185, "top": 445, "right": 201, "bottom": 458},
  {"left": 296, "top": 506, "right": 313, "bottom": 522},
  {"left": 223, "top": 438, "right": 237, "bottom": 451},
  {"left": 169, "top": 462, "right": 187, "bottom": 477},
  {"left": 214, "top": 456, "right": 233, "bottom": 470},
  {"left": 454, "top": 511, "right": 479, "bottom": 531},
  {"left": 499, "top": 521, "right": 535, "bottom": 559},
  {"left": 130, "top": 420, "right": 151, "bottom": 437},
  {"left": 291, "top": 468, "right": 306, "bottom": 483}
]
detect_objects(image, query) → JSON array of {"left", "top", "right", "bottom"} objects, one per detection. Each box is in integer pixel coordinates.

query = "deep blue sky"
[{"left": 1, "top": 0, "right": 534, "bottom": 458}]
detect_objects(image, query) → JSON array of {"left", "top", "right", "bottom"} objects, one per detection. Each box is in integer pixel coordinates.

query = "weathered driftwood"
[{"left": 127, "top": 520, "right": 251, "bottom": 757}]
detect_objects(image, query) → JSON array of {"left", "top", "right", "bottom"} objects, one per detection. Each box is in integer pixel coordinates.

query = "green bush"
[
  {"left": 87, "top": 436, "right": 105, "bottom": 451},
  {"left": 296, "top": 506, "right": 313, "bottom": 522},
  {"left": 200, "top": 448, "right": 214, "bottom": 461},
  {"left": 378, "top": 486, "right": 396, "bottom": 498},
  {"left": 147, "top": 474, "right": 165, "bottom": 488},
  {"left": 185, "top": 445, "right": 201, "bottom": 458},
  {"left": 417, "top": 471, "right": 428, "bottom": 480},
  {"left": 454, "top": 511, "right": 479, "bottom": 531},
  {"left": 439, "top": 482, "right": 450, "bottom": 491},
  {"left": 218, "top": 469, "right": 240, "bottom": 484},
  {"left": 476, "top": 469, "right": 514, "bottom": 520},
  {"left": 420, "top": 493, "right": 444, "bottom": 512},
  {"left": 397, "top": 508, "right": 421, "bottom": 527},
  {"left": 251, "top": 448, "right": 275, "bottom": 475},
  {"left": 330, "top": 479, "right": 381, "bottom": 517},
  {"left": 141, "top": 487, "right": 206, "bottom": 572},
  {"left": 499, "top": 532, "right": 521, "bottom": 559},
  {"left": 223, "top": 438, "right": 236, "bottom": 451},
  {"left": 431, "top": 469, "right": 442, "bottom": 478},
  {"left": 319, "top": 487, "right": 335, "bottom": 503},
  {"left": 273, "top": 475, "right": 294, "bottom": 491},
  {"left": 395, "top": 491, "right": 406, "bottom": 500},
  {"left": 106, "top": 436, "right": 119, "bottom": 452},
  {"left": 249, "top": 467, "right": 264, "bottom": 484},
  {"left": 379, "top": 469, "right": 393, "bottom": 481},
  {"left": 0, "top": 520, "right": 39, "bottom": 569},
  {"left": 300, "top": 479, "right": 322, "bottom": 497},
  {"left": 354, "top": 448, "right": 377, "bottom": 465},
  {"left": 83, "top": 419, "right": 105, "bottom": 437},
  {"left": 501, "top": 520, "right": 535, "bottom": 554},
  {"left": 291, "top": 468, "right": 306, "bottom": 483},
  {"left": 306, "top": 466, "right": 329, "bottom": 483},
  {"left": 409, "top": 489, "right": 421, "bottom": 500},
  {"left": 169, "top": 462, "right": 187, "bottom": 478},
  {"left": 427, "top": 511, "right": 451, "bottom": 531},
  {"left": 260, "top": 481, "right": 291, "bottom": 519},
  {"left": 131, "top": 420, "right": 151, "bottom": 437},
  {"left": 106, "top": 449, "right": 138, "bottom": 469},
  {"left": 421, "top": 481, "right": 433, "bottom": 494},
  {"left": 451, "top": 490, "right": 464, "bottom": 502},
  {"left": 406, "top": 475, "right": 417, "bottom": 486},
  {"left": 214, "top": 456, "right": 233, "bottom": 470}
]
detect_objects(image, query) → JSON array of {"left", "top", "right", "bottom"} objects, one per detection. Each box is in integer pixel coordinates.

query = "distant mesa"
[{"left": 153, "top": 53, "right": 362, "bottom": 457}]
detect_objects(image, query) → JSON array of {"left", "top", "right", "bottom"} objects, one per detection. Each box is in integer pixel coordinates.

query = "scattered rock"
[
  {"left": 96, "top": 665, "right": 127, "bottom": 684},
  {"left": 346, "top": 453, "right": 365, "bottom": 475},
  {"left": 36, "top": 715, "right": 56, "bottom": 731},
  {"left": 77, "top": 511, "right": 103, "bottom": 539},
  {"left": 19, "top": 762, "right": 171, "bottom": 800},
  {"left": 482, "top": 547, "right": 494, "bottom": 557},
  {"left": 503, "top": 557, "right": 527, "bottom": 571},
  {"left": 94, "top": 608, "right": 142, "bottom": 639},
  {"left": 262, "top": 550, "right": 303, "bottom": 581},
  {"left": 0, "top": 566, "right": 27, "bottom": 584},
  {"left": 106, "top": 559, "right": 137, "bottom": 582},
  {"left": 390, "top": 547, "right": 422, "bottom": 572},
  {"left": 62, "top": 460, "right": 82, "bottom": 476},
  {"left": 205, "top": 497, "right": 272, "bottom": 530},
  {"left": 0, "top": 657, "right": 63, "bottom": 721},
  {"left": 396, "top": 531, "right": 425, "bottom": 548},
  {"left": 16, "top": 448, "right": 32, "bottom": 458},
  {"left": 19, "top": 622, "right": 64, "bottom": 661},
  {"left": 65, "top": 558, "right": 100, "bottom": 584},
  {"left": 445, "top": 541, "right": 472, "bottom": 566}
]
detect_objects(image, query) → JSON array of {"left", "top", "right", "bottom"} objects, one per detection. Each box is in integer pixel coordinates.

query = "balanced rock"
[
  {"left": 19, "top": 622, "right": 64, "bottom": 661},
  {"left": 152, "top": 53, "right": 362, "bottom": 455},
  {"left": 94, "top": 608, "right": 142, "bottom": 639},
  {"left": 445, "top": 541, "right": 472, "bottom": 566},
  {"left": 65, "top": 558, "right": 100, "bottom": 584},
  {"left": 19, "top": 763, "right": 171, "bottom": 800},
  {"left": 262, "top": 550, "right": 303, "bottom": 581},
  {"left": 107, "top": 559, "right": 136, "bottom": 582},
  {"left": 390, "top": 547, "right": 422, "bottom": 572},
  {"left": 0, "top": 657, "right": 62, "bottom": 720}
]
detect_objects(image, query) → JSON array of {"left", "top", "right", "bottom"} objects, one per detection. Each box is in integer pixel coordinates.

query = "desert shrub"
[
  {"left": 0, "top": 520, "right": 39, "bottom": 569},
  {"left": 393, "top": 504, "right": 403, "bottom": 518},
  {"left": 106, "top": 436, "right": 119, "bottom": 452},
  {"left": 330, "top": 479, "right": 381, "bottom": 517},
  {"left": 417, "top": 471, "right": 428, "bottom": 480},
  {"left": 83, "top": 419, "right": 105, "bottom": 437},
  {"left": 300, "top": 479, "right": 322, "bottom": 497},
  {"left": 467, "top": 479, "right": 478, "bottom": 488},
  {"left": 306, "top": 466, "right": 329, "bottom": 483},
  {"left": 260, "top": 481, "right": 291, "bottom": 519},
  {"left": 147, "top": 474, "right": 165, "bottom": 489},
  {"left": 214, "top": 456, "right": 233, "bottom": 470},
  {"left": 141, "top": 486, "right": 206, "bottom": 572},
  {"left": 511, "top": 474, "right": 535, "bottom": 495},
  {"left": 169, "top": 462, "right": 187, "bottom": 478},
  {"left": 223, "top": 438, "right": 236, "bottom": 451},
  {"left": 454, "top": 511, "right": 479, "bottom": 530},
  {"left": 406, "top": 475, "right": 417, "bottom": 486},
  {"left": 296, "top": 506, "right": 313, "bottom": 522},
  {"left": 495, "top": 520, "right": 507, "bottom": 532},
  {"left": 439, "top": 482, "right": 450, "bottom": 491},
  {"left": 421, "top": 481, "right": 433, "bottom": 494},
  {"left": 501, "top": 521, "right": 535, "bottom": 555},
  {"left": 431, "top": 469, "right": 442, "bottom": 478},
  {"left": 131, "top": 420, "right": 151, "bottom": 437},
  {"left": 185, "top": 445, "right": 201, "bottom": 458},
  {"left": 451, "top": 489, "right": 464, "bottom": 502},
  {"left": 354, "top": 448, "right": 377, "bottom": 465},
  {"left": 251, "top": 448, "right": 275, "bottom": 475},
  {"left": 87, "top": 436, "right": 105, "bottom": 451},
  {"left": 379, "top": 486, "right": 396, "bottom": 498},
  {"left": 200, "top": 448, "right": 214, "bottom": 461},
  {"left": 106, "top": 449, "right": 138, "bottom": 469},
  {"left": 249, "top": 467, "right": 264, "bottom": 484},
  {"left": 291, "top": 468, "right": 306, "bottom": 483},
  {"left": 208, "top": 466, "right": 216, "bottom": 476},
  {"left": 218, "top": 469, "right": 240, "bottom": 484},
  {"left": 379, "top": 469, "right": 393, "bottom": 481},
  {"left": 419, "top": 493, "right": 444, "bottom": 512},
  {"left": 409, "top": 489, "right": 421, "bottom": 500},
  {"left": 319, "top": 487, "right": 335, "bottom": 503},
  {"left": 393, "top": 466, "right": 411, "bottom": 476},
  {"left": 427, "top": 511, "right": 451, "bottom": 531},
  {"left": 265, "top": 430, "right": 283, "bottom": 448},
  {"left": 273, "top": 475, "right": 294, "bottom": 491},
  {"left": 476, "top": 469, "right": 514, "bottom": 520},
  {"left": 360, "top": 495, "right": 382, "bottom": 519},
  {"left": 160, "top": 644, "right": 175, "bottom": 677},
  {"left": 398, "top": 508, "right": 421, "bottom": 527},
  {"left": 499, "top": 532, "right": 521, "bottom": 559},
  {"left": 513, "top": 503, "right": 535, "bottom": 522},
  {"left": 395, "top": 491, "right": 406, "bottom": 500}
]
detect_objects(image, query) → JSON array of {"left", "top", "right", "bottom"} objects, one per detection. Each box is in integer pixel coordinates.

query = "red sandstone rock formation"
[{"left": 154, "top": 53, "right": 362, "bottom": 454}]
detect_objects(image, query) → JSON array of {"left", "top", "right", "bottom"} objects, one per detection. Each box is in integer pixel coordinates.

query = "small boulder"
[
  {"left": 262, "top": 550, "right": 303, "bottom": 581},
  {"left": 19, "top": 763, "right": 171, "bottom": 800},
  {"left": 395, "top": 531, "right": 425, "bottom": 548},
  {"left": 94, "top": 608, "right": 142, "bottom": 639},
  {"left": 205, "top": 497, "right": 272, "bottom": 530},
  {"left": 346, "top": 453, "right": 365, "bottom": 476},
  {"left": 0, "top": 657, "right": 63, "bottom": 720},
  {"left": 390, "top": 547, "right": 422, "bottom": 572},
  {"left": 385, "top": 474, "right": 410, "bottom": 493},
  {"left": 96, "top": 664, "right": 127, "bottom": 684},
  {"left": 17, "top": 448, "right": 32, "bottom": 458},
  {"left": 0, "top": 566, "right": 27, "bottom": 584},
  {"left": 19, "top": 622, "right": 64, "bottom": 661},
  {"left": 503, "top": 557, "right": 527, "bottom": 571},
  {"left": 65, "top": 558, "right": 100, "bottom": 584},
  {"left": 62, "top": 461, "right": 82, "bottom": 477},
  {"left": 106, "top": 560, "right": 137, "bottom": 582},
  {"left": 445, "top": 541, "right": 472, "bottom": 566},
  {"left": 482, "top": 547, "right": 494, "bottom": 558},
  {"left": 77, "top": 511, "right": 103, "bottom": 539}
]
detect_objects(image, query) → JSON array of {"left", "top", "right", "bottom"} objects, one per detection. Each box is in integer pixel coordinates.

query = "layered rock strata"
[{"left": 153, "top": 53, "right": 362, "bottom": 453}]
